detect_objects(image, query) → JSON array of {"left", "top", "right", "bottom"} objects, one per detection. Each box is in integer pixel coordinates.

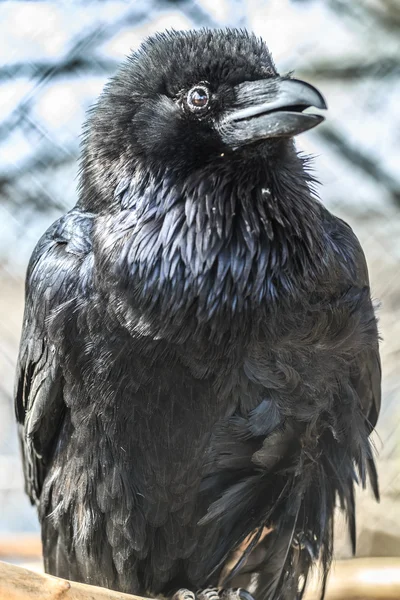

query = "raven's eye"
[{"left": 186, "top": 84, "right": 210, "bottom": 112}]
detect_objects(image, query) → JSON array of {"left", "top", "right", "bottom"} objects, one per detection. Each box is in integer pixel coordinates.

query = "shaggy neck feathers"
[{"left": 95, "top": 157, "right": 329, "bottom": 336}]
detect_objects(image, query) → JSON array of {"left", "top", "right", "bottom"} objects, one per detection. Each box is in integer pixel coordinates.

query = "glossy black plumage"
[{"left": 15, "top": 29, "right": 380, "bottom": 599}]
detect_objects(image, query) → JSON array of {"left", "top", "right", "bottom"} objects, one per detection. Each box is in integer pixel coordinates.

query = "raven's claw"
[
  {"left": 237, "top": 590, "right": 255, "bottom": 600},
  {"left": 172, "top": 590, "right": 196, "bottom": 600},
  {"left": 171, "top": 587, "right": 255, "bottom": 600},
  {"left": 220, "top": 589, "right": 255, "bottom": 600},
  {"left": 197, "top": 589, "right": 220, "bottom": 600}
]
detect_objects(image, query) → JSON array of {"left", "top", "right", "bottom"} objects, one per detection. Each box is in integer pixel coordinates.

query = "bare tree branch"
[
  {"left": 300, "top": 58, "right": 400, "bottom": 79},
  {"left": 316, "top": 126, "right": 400, "bottom": 205}
]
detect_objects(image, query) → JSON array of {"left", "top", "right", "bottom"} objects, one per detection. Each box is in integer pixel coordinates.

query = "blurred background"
[{"left": 0, "top": 0, "right": 399, "bottom": 567}]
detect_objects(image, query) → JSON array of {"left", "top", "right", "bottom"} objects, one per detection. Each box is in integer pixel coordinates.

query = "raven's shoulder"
[
  {"left": 15, "top": 208, "right": 94, "bottom": 504},
  {"left": 27, "top": 208, "right": 94, "bottom": 279},
  {"left": 321, "top": 206, "right": 381, "bottom": 435},
  {"left": 321, "top": 206, "right": 370, "bottom": 287}
]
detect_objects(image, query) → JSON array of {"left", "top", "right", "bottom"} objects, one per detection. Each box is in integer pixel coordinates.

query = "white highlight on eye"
[{"left": 186, "top": 83, "right": 210, "bottom": 112}]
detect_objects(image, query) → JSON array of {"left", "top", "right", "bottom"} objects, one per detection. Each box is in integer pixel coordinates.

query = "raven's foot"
[
  {"left": 172, "top": 590, "right": 196, "bottom": 600},
  {"left": 172, "top": 588, "right": 254, "bottom": 600},
  {"left": 218, "top": 589, "right": 254, "bottom": 600},
  {"left": 197, "top": 589, "right": 220, "bottom": 600}
]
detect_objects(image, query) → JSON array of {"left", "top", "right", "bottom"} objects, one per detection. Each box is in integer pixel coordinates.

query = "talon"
[
  {"left": 238, "top": 590, "right": 255, "bottom": 600},
  {"left": 220, "top": 589, "right": 255, "bottom": 600},
  {"left": 197, "top": 588, "right": 220, "bottom": 600},
  {"left": 173, "top": 589, "right": 196, "bottom": 600}
]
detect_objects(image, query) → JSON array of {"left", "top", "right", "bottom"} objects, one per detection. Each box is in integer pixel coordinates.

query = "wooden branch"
[
  {"left": 2, "top": 558, "right": 400, "bottom": 600},
  {"left": 0, "top": 560, "right": 145, "bottom": 600},
  {"left": 304, "top": 557, "right": 400, "bottom": 600},
  {"left": 0, "top": 535, "right": 42, "bottom": 559}
]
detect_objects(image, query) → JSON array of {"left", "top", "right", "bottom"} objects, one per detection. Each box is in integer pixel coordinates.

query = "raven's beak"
[{"left": 219, "top": 78, "right": 327, "bottom": 148}]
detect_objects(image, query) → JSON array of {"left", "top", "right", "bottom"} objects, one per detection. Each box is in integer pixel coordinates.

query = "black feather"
[{"left": 15, "top": 28, "right": 380, "bottom": 600}]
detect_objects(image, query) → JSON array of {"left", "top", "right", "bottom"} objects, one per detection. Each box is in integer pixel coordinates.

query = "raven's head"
[
  {"left": 85, "top": 29, "right": 329, "bottom": 331},
  {"left": 81, "top": 28, "right": 326, "bottom": 200}
]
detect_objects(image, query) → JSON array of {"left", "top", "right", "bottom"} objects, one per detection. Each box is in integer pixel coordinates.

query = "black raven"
[{"left": 15, "top": 29, "right": 380, "bottom": 600}]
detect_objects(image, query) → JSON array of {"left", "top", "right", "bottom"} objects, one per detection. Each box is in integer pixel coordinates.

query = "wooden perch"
[
  {"left": 0, "top": 534, "right": 42, "bottom": 559},
  {"left": 0, "top": 560, "right": 143, "bottom": 600},
  {"left": 304, "top": 557, "right": 400, "bottom": 599},
  {"left": 2, "top": 557, "right": 400, "bottom": 600}
]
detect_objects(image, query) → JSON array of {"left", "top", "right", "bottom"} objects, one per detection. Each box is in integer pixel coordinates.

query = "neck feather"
[{"left": 96, "top": 158, "right": 328, "bottom": 335}]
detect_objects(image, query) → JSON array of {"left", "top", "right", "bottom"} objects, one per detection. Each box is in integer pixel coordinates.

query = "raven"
[{"left": 15, "top": 29, "right": 380, "bottom": 600}]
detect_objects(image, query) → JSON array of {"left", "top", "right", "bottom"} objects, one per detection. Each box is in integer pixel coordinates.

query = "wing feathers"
[{"left": 15, "top": 210, "right": 93, "bottom": 504}]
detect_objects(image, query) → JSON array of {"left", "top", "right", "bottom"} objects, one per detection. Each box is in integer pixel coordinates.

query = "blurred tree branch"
[
  {"left": 327, "top": 0, "right": 400, "bottom": 36},
  {"left": 316, "top": 126, "right": 400, "bottom": 206},
  {"left": 301, "top": 58, "right": 400, "bottom": 79},
  {"left": 0, "top": 58, "right": 118, "bottom": 81}
]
